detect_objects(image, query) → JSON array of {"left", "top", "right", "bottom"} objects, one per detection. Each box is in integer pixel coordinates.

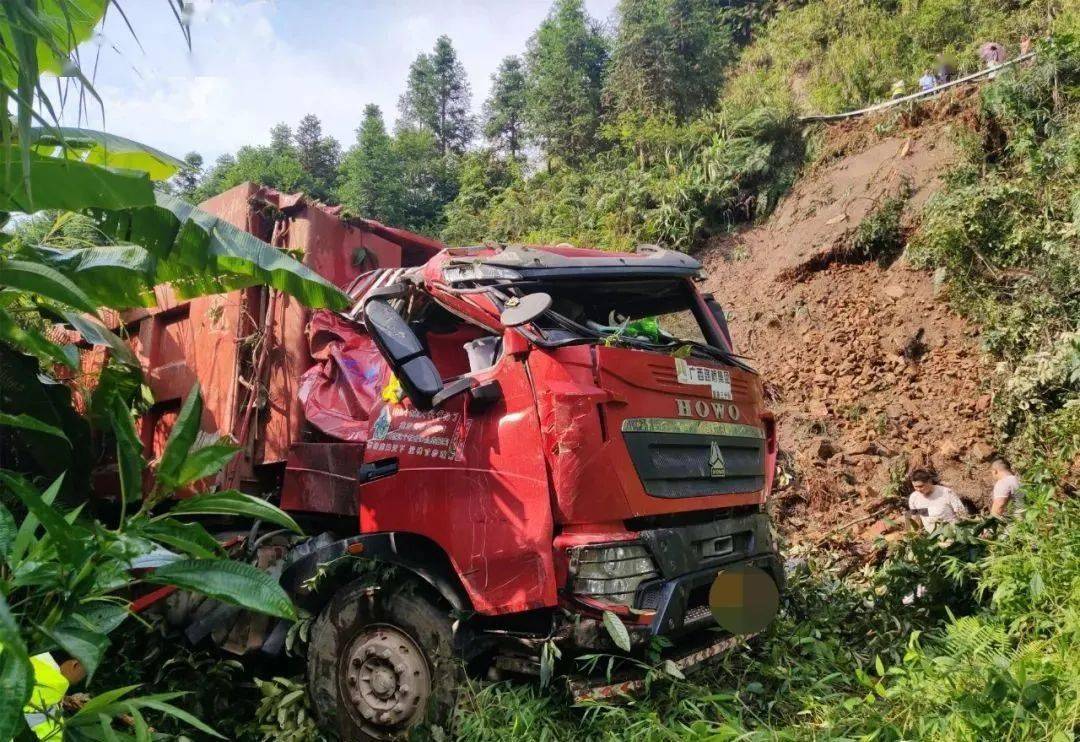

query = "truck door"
[{"left": 357, "top": 324, "right": 558, "bottom": 616}]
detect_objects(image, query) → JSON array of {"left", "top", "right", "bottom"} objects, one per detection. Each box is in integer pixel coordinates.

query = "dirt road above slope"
[{"left": 701, "top": 124, "right": 996, "bottom": 548}]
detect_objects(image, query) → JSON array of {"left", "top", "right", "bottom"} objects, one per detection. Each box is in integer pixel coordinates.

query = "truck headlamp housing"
[{"left": 567, "top": 542, "right": 659, "bottom": 607}]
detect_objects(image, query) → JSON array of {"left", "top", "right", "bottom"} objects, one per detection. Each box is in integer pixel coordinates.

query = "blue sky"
[{"left": 65, "top": 0, "right": 619, "bottom": 163}]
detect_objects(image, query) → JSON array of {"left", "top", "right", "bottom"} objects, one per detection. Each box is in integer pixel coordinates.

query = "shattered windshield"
[{"left": 515, "top": 278, "right": 746, "bottom": 368}]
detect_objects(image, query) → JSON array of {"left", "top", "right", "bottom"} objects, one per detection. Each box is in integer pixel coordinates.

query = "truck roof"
[{"left": 442, "top": 244, "right": 702, "bottom": 281}]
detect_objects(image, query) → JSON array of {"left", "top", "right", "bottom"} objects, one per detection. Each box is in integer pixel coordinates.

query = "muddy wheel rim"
[{"left": 341, "top": 623, "right": 431, "bottom": 735}]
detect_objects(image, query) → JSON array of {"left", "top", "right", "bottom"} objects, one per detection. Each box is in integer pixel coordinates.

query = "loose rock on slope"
[{"left": 700, "top": 122, "right": 995, "bottom": 548}]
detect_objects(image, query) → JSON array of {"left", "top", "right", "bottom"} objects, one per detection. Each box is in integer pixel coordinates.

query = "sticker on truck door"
[
  {"left": 675, "top": 358, "right": 732, "bottom": 400},
  {"left": 367, "top": 405, "right": 471, "bottom": 462}
]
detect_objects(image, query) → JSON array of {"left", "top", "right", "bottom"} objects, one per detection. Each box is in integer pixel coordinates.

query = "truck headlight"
[{"left": 567, "top": 542, "right": 659, "bottom": 607}]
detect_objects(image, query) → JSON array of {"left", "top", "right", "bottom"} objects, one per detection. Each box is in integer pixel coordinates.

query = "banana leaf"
[
  {"left": 95, "top": 192, "right": 350, "bottom": 311},
  {"left": 0, "top": 147, "right": 155, "bottom": 213},
  {"left": 30, "top": 127, "right": 187, "bottom": 182},
  {"left": 27, "top": 243, "right": 158, "bottom": 309},
  {"left": 0, "top": 305, "right": 76, "bottom": 369},
  {"left": 0, "top": 0, "right": 111, "bottom": 202},
  {"left": 26, "top": 242, "right": 263, "bottom": 310},
  {"left": 0, "top": 257, "right": 99, "bottom": 314},
  {"left": 0, "top": 1, "right": 107, "bottom": 90}
]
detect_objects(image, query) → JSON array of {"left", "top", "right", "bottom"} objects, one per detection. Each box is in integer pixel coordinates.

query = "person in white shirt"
[
  {"left": 989, "top": 458, "right": 1024, "bottom": 518},
  {"left": 907, "top": 468, "right": 968, "bottom": 533}
]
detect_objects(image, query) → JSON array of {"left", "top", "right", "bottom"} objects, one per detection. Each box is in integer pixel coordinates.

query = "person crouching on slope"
[{"left": 907, "top": 468, "right": 968, "bottom": 533}]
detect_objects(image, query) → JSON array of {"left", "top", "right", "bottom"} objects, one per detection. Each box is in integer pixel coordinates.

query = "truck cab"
[{"left": 284, "top": 243, "right": 782, "bottom": 738}]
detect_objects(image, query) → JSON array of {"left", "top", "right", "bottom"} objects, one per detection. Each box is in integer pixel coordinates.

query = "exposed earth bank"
[{"left": 699, "top": 114, "right": 998, "bottom": 549}]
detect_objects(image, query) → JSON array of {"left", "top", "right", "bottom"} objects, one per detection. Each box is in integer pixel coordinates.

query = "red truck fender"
[{"left": 279, "top": 531, "right": 471, "bottom": 614}]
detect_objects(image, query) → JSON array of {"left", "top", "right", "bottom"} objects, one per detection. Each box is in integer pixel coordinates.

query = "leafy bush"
[
  {"left": 442, "top": 107, "right": 804, "bottom": 251},
  {"left": 725, "top": 0, "right": 1060, "bottom": 116},
  {"left": 0, "top": 4, "right": 349, "bottom": 738},
  {"left": 908, "top": 37, "right": 1079, "bottom": 458},
  {"left": 850, "top": 181, "right": 912, "bottom": 266}
]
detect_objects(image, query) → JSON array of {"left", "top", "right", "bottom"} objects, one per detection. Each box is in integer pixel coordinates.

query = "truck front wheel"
[{"left": 307, "top": 580, "right": 460, "bottom": 740}]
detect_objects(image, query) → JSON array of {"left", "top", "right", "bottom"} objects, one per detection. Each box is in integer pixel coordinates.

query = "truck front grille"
[{"left": 621, "top": 418, "right": 766, "bottom": 498}]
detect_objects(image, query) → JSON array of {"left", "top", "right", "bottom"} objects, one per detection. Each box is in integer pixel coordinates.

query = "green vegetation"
[
  {"left": 908, "top": 34, "right": 1079, "bottom": 464},
  {"left": 447, "top": 6, "right": 1079, "bottom": 741},
  {"left": 0, "top": 2, "right": 347, "bottom": 738},
  {"left": 399, "top": 34, "right": 476, "bottom": 156},
  {"left": 483, "top": 56, "right": 528, "bottom": 161},
  {"left": 445, "top": 20, "right": 1080, "bottom": 742},
  {"left": 192, "top": 115, "right": 343, "bottom": 205},
  {"left": 850, "top": 181, "right": 912, "bottom": 267},
  {"left": 459, "top": 485, "right": 1079, "bottom": 740},
  {"left": 725, "top": 0, "right": 1066, "bottom": 115}
]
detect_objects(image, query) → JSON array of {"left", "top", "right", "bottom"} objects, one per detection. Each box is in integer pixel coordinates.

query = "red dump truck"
[{"left": 123, "top": 183, "right": 781, "bottom": 740}]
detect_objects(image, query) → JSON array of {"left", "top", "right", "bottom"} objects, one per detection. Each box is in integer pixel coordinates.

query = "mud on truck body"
[{"left": 118, "top": 184, "right": 781, "bottom": 740}]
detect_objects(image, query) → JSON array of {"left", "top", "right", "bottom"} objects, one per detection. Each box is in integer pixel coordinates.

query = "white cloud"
[{"left": 63, "top": 0, "right": 619, "bottom": 161}]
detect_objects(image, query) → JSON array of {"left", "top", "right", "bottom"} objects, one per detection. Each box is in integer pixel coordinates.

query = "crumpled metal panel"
[
  {"left": 357, "top": 350, "right": 559, "bottom": 615},
  {"left": 117, "top": 183, "right": 448, "bottom": 488},
  {"left": 297, "top": 310, "right": 388, "bottom": 443},
  {"left": 281, "top": 443, "right": 364, "bottom": 516}
]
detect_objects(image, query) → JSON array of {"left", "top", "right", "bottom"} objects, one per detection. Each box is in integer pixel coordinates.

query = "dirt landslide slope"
[{"left": 701, "top": 119, "right": 996, "bottom": 548}]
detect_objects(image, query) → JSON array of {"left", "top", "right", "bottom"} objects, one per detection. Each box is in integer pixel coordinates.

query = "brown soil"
[{"left": 699, "top": 119, "right": 995, "bottom": 550}]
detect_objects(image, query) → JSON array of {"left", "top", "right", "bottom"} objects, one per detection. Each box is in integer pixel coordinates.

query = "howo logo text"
[{"left": 676, "top": 398, "right": 741, "bottom": 421}]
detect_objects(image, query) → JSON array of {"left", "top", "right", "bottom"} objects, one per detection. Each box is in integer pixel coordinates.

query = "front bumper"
[{"left": 633, "top": 512, "right": 783, "bottom": 636}]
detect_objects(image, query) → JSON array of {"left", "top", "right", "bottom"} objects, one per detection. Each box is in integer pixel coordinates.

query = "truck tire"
[{"left": 307, "top": 579, "right": 460, "bottom": 740}]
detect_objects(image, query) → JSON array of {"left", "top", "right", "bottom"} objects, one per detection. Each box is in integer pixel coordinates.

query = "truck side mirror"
[
  {"left": 363, "top": 298, "right": 442, "bottom": 410},
  {"left": 500, "top": 292, "right": 552, "bottom": 327}
]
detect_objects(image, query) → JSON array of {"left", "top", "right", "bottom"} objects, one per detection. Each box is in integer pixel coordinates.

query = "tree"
[
  {"left": 337, "top": 104, "right": 406, "bottom": 224},
  {"left": 168, "top": 151, "right": 203, "bottom": 199},
  {"left": 483, "top": 56, "right": 528, "bottom": 160},
  {"left": 398, "top": 35, "right": 475, "bottom": 155},
  {"left": 269, "top": 123, "right": 294, "bottom": 153},
  {"left": 192, "top": 117, "right": 341, "bottom": 203},
  {"left": 192, "top": 153, "right": 237, "bottom": 202},
  {"left": 524, "top": 0, "right": 609, "bottom": 165},
  {"left": 191, "top": 144, "right": 306, "bottom": 203},
  {"left": 441, "top": 150, "right": 521, "bottom": 244},
  {"left": 606, "top": 0, "right": 761, "bottom": 121},
  {"left": 393, "top": 127, "right": 460, "bottom": 234},
  {"left": 294, "top": 113, "right": 342, "bottom": 200}
]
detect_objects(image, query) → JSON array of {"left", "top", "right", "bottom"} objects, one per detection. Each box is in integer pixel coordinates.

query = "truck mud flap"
[{"left": 566, "top": 632, "right": 750, "bottom": 703}]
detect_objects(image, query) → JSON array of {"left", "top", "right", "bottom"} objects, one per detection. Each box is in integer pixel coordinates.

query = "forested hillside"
[{"left": 177, "top": 0, "right": 1073, "bottom": 254}]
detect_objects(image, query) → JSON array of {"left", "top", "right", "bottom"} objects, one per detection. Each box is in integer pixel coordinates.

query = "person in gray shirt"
[{"left": 989, "top": 458, "right": 1024, "bottom": 518}]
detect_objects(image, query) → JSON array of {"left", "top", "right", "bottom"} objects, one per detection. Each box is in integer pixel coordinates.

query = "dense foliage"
[
  {"left": 908, "top": 34, "right": 1079, "bottom": 464},
  {"left": 0, "top": 2, "right": 348, "bottom": 738},
  {"left": 192, "top": 115, "right": 342, "bottom": 205},
  {"left": 605, "top": 0, "right": 787, "bottom": 122}
]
